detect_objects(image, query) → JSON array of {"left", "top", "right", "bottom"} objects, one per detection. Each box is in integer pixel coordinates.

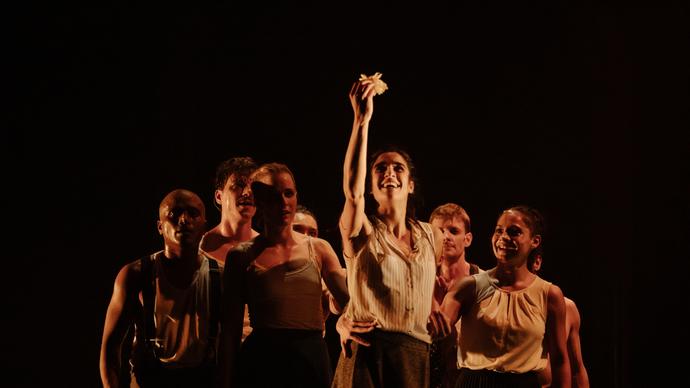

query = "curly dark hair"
[{"left": 213, "top": 156, "right": 257, "bottom": 191}]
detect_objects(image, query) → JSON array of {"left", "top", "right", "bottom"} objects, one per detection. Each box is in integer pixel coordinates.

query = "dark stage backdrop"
[{"left": 7, "top": 2, "right": 687, "bottom": 387}]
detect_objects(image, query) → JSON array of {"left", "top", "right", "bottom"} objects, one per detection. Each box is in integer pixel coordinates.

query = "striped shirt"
[{"left": 343, "top": 218, "right": 437, "bottom": 344}]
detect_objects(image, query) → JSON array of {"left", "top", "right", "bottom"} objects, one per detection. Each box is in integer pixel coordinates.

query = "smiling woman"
[
  {"left": 429, "top": 205, "right": 571, "bottom": 388},
  {"left": 332, "top": 74, "right": 444, "bottom": 388}
]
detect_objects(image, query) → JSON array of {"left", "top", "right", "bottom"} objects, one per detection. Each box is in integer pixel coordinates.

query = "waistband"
[
  {"left": 248, "top": 327, "right": 323, "bottom": 340},
  {"left": 358, "top": 329, "right": 430, "bottom": 352}
]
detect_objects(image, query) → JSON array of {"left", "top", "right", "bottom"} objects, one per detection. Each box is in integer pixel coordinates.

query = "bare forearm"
[
  {"left": 218, "top": 332, "right": 241, "bottom": 387},
  {"left": 550, "top": 356, "right": 571, "bottom": 388},
  {"left": 343, "top": 120, "right": 369, "bottom": 201},
  {"left": 218, "top": 304, "right": 245, "bottom": 388},
  {"left": 100, "top": 346, "right": 121, "bottom": 388},
  {"left": 324, "top": 268, "right": 349, "bottom": 311},
  {"left": 573, "top": 367, "right": 589, "bottom": 388}
]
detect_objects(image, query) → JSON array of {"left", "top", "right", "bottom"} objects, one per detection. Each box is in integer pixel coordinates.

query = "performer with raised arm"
[{"left": 332, "top": 73, "right": 444, "bottom": 388}]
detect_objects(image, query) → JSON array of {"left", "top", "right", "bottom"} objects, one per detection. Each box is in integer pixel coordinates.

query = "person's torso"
[
  {"left": 457, "top": 270, "right": 550, "bottom": 373},
  {"left": 345, "top": 218, "right": 437, "bottom": 343},
  {"left": 133, "top": 251, "right": 217, "bottom": 369},
  {"left": 244, "top": 237, "right": 325, "bottom": 330}
]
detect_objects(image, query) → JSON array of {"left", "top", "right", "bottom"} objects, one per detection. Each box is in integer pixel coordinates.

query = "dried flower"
[{"left": 358, "top": 72, "right": 388, "bottom": 95}]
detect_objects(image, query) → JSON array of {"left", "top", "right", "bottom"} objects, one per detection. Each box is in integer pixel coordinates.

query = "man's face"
[
  {"left": 216, "top": 173, "right": 255, "bottom": 222},
  {"left": 158, "top": 192, "right": 206, "bottom": 248},
  {"left": 431, "top": 215, "right": 472, "bottom": 261}
]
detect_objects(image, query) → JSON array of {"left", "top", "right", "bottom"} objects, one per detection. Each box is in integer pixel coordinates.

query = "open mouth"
[
  {"left": 496, "top": 244, "right": 516, "bottom": 252},
  {"left": 380, "top": 180, "right": 401, "bottom": 189}
]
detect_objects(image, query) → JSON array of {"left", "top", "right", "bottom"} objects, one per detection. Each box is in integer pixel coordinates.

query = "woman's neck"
[
  {"left": 493, "top": 262, "right": 533, "bottom": 288},
  {"left": 376, "top": 215, "right": 409, "bottom": 239},
  {"left": 261, "top": 223, "right": 295, "bottom": 246},
  {"left": 376, "top": 202, "right": 409, "bottom": 235}
]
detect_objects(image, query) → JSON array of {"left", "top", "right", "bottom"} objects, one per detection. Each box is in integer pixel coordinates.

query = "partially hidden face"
[
  {"left": 216, "top": 173, "right": 255, "bottom": 221},
  {"left": 430, "top": 216, "right": 472, "bottom": 260},
  {"left": 253, "top": 171, "right": 297, "bottom": 226},
  {"left": 370, "top": 152, "right": 414, "bottom": 201},
  {"left": 292, "top": 212, "right": 318, "bottom": 237},
  {"left": 491, "top": 210, "right": 541, "bottom": 265}
]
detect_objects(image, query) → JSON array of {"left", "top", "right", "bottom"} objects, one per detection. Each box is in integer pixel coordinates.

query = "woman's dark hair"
[{"left": 365, "top": 144, "right": 421, "bottom": 220}]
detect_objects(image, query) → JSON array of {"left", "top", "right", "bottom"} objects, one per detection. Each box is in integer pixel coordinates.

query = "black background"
[{"left": 6, "top": 2, "right": 688, "bottom": 387}]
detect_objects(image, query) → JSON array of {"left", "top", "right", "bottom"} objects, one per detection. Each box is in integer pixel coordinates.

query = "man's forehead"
[
  {"left": 435, "top": 215, "right": 457, "bottom": 224},
  {"left": 226, "top": 174, "right": 252, "bottom": 189},
  {"left": 433, "top": 216, "right": 465, "bottom": 227},
  {"left": 229, "top": 173, "right": 251, "bottom": 182},
  {"left": 162, "top": 199, "right": 202, "bottom": 211}
]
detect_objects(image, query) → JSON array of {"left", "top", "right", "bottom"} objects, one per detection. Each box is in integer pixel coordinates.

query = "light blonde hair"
[{"left": 429, "top": 203, "right": 471, "bottom": 232}]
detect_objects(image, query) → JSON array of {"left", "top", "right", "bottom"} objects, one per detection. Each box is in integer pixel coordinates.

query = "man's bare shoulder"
[
  {"left": 564, "top": 296, "right": 581, "bottom": 328},
  {"left": 199, "top": 227, "right": 225, "bottom": 252},
  {"left": 224, "top": 239, "right": 260, "bottom": 270},
  {"left": 113, "top": 256, "right": 148, "bottom": 292}
]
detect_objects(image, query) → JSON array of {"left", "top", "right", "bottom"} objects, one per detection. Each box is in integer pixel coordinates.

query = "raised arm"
[
  {"left": 340, "top": 78, "right": 379, "bottom": 256},
  {"left": 546, "top": 284, "right": 572, "bottom": 388},
  {"left": 218, "top": 250, "right": 249, "bottom": 388},
  {"left": 566, "top": 298, "right": 589, "bottom": 388},
  {"left": 100, "top": 262, "right": 141, "bottom": 388}
]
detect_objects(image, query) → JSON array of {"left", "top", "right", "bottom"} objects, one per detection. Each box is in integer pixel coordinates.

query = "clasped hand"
[
  {"left": 427, "top": 307, "right": 452, "bottom": 340},
  {"left": 335, "top": 314, "right": 376, "bottom": 358}
]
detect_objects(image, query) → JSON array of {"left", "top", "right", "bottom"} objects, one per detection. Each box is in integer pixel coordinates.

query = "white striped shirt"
[{"left": 344, "top": 218, "right": 437, "bottom": 344}]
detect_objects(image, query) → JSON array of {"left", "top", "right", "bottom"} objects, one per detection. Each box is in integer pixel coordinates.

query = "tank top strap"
[{"left": 306, "top": 236, "right": 321, "bottom": 277}]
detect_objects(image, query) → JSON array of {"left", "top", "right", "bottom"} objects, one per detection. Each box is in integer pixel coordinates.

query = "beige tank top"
[
  {"left": 457, "top": 270, "right": 551, "bottom": 373},
  {"left": 245, "top": 237, "right": 324, "bottom": 330}
]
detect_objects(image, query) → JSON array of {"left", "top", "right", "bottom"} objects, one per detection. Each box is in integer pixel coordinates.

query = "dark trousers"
[
  {"left": 237, "top": 328, "right": 332, "bottom": 388},
  {"left": 455, "top": 368, "right": 540, "bottom": 388},
  {"left": 130, "top": 364, "right": 216, "bottom": 388},
  {"left": 332, "top": 329, "right": 430, "bottom": 388}
]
